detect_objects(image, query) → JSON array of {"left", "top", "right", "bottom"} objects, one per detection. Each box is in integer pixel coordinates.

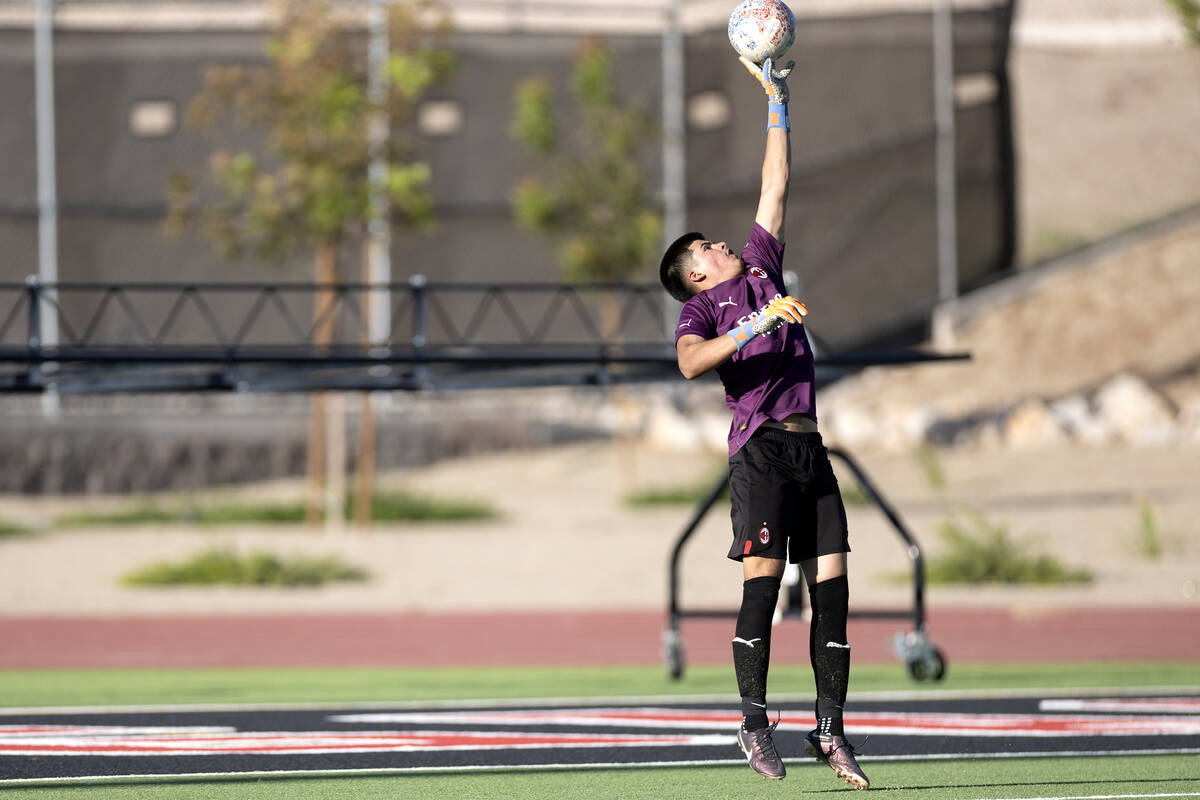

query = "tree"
[
  {"left": 509, "top": 39, "right": 662, "bottom": 288},
  {"left": 167, "top": 0, "right": 453, "bottom": 525},
  {"left": 509, "top": 40, "right": 663, "bottom": 494},
  {"left": 1166, "top": 0, "right": 1200, "bottom": 46}
]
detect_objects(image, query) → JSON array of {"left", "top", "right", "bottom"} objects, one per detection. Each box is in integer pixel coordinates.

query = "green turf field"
[
  {"left": 6, "top": 756, "right": 1198, "bottom": 799},
  {"left": 2, "top": 662, "right": 1198, "bottom": 798},
  {"left": 3, "top": 661, "right": 1198, "bottom": 708}
]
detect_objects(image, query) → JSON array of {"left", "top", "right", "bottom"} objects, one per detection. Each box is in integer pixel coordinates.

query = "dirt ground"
[{"left": 1, "top": 436, "right": 1197, "bottom": 617}]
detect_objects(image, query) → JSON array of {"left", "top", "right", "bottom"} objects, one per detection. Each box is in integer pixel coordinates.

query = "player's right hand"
[{"left": 739, "top": 56, "right": 795, "bottom": 104}]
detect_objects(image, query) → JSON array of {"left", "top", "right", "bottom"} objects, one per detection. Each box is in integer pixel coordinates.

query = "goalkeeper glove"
[
  {"left": 726, "top": 296, "right": 808, "bottom": 351},
  {"left": 739, "top": 55, "right": 795, "bottom": 131}
]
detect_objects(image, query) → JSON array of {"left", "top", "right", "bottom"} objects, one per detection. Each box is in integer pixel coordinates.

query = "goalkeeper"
[{"left": 659, "top": 53, "right": 869, "bottom": 791}]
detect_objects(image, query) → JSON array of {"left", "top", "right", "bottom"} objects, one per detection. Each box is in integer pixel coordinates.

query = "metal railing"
[
  {"left": 2, "top": 277, "right": 673, "bottom": 352},
  {"left": 0, "top": 278, "right": 682, "bottom": 392},
  {"left": 0, "top": 278, "right": 967, "bottom": 393}
]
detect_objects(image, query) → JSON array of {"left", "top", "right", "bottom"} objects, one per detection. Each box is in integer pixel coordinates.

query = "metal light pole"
[
  {"left": 353, "top": 0, "right": 392, "bottom": 528},
  {"left": 661, "top": 0, "right": 686, "bottom": 335},
  {"left": 35, "top": 0, "right": 60, "bottom": 413},
  {"left": 932, "top": 0, "right": 959, "bottom": 345},
  {"left": 366, "top": 0, "right": 392, "bottom": 348}
]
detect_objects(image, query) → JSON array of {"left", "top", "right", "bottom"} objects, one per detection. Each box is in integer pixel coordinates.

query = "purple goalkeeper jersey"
[{"left": 673, "top": 223, "right": 816, "bottom": 456}]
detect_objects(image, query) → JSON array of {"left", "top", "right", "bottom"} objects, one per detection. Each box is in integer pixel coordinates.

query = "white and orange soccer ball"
[{"left": 727, "top": 0, "right": 796, "bottom": 64}]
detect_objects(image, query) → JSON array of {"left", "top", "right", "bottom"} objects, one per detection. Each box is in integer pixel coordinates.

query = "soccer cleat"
[
  {"left": 805, "top": 729, "right": 869, "bottom": 790},
  {"left": 736, "top": 720, "right": 786, "bottom": 780}
]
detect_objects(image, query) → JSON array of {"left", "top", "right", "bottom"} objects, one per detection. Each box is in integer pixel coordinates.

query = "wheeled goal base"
[{"left": 663, "top": 446, "right": 947, "bottom": 682}]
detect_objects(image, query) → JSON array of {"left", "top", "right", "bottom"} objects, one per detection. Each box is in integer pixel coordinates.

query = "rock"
[
  {"left": 1181, "top": 399, "right": 1200, "bottom": 442},
  {"left": 697, "top": 412, "right": 731, "bottom": 452},
  {"left": 1003, "top": 398, "right": 1067, "bottom": 449},
  {"left": 642, "top": 405, "right": 702, "bottom": 451},
  {"left": 970, "top": 418, "right": 1005, "bottom": 450},
  {"left": 824, "top": 405, "right": 879, "bottom": 448},
  {"left": 1093, "top": 373, "right": 1177, "bottom": 445},
  {"left": 897, "top": 405, "right": 945, "bottom": 447},
  {"left": 1049, "top": 394, "right": 1113, "bottom": 445}
]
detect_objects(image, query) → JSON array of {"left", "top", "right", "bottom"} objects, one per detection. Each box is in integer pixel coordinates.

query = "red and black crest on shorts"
[
  {"left": 758, "top": 523, "right": 771, "bottom": 545},
  {"left": 749, "top": 266, "right": 768, "bottom": 280}
]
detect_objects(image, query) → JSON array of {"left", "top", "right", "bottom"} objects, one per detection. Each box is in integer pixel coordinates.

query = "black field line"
[{"left": 3, "top": 748, "right": 1200, "bottom": 787}]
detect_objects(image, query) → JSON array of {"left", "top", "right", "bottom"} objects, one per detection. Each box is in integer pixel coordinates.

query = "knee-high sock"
[
  {"left": 809, "top": 574, "right": 850, "bottom": 736},
  {"left": 733, "top": 575, "right": 780, "bottom": 731}
]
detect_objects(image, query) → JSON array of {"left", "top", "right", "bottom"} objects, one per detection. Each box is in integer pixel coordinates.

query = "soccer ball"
[{"left": 727, "top": 0, "right": 795, "bottom": 64}]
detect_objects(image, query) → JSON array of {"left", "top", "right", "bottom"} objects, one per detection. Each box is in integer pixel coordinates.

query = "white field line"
[
  {"left": 2, "top": 685, "right": 1197, "bottom": 717},
  {"left": 2, "top": 748, "right": 1200, "bottom": 787}
]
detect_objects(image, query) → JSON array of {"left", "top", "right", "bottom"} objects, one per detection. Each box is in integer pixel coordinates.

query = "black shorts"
[{"left": 727, "top": 428, "right": 850, "bottom": 563}]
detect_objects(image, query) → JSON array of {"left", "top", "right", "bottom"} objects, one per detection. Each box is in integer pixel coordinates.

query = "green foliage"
[
  {"left": 509, "top": 39, "right": 662, "bottom": 283},
  {"left": 1130, "top": 499, "right": 1164, "bottom": 560},
  {"left": 121, "top": 547, "right": 368, "bottom": 587},
  {"left": 912, "top": 444, "right": 947, "bottom": 491},
  {"left": 350, "top": 488, "right": 495, "bottom": 522},
  {"left": 54, "top": 489, "right": 495, "bottom": 529},
  {"left": 838, "top": 481, "right": 871, "bottom": 507},
  {"left": 55, "top": 503, "right": 304, "bottom": 528},
  {"left": 623, "top": 468, "right": 867, "bottom": 509},
  {"left": 1167, "top": 0, "right": 1200, "bottom": 46},
  {"left": 0, "top": 518, "right": 34, "bottom": 537},
  {"left": 167, "top": 0, "right": 453, "bottom": 263},
  {"left": 926, "top": 511, "right": 1092, "bottom": 585},
  {"left": 623, "top": 464, "right": 728, "bottom": 508},
  {"left": 625, "top": 481, "right": 728, "bottom": 508}
]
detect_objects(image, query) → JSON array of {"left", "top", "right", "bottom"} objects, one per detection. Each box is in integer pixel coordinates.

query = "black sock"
[
  {"left": 809, "top": 574, "right": 850, "bottom": 737},
  {"left": 733, "top": 575, "right": 780, "bottom": 731}
]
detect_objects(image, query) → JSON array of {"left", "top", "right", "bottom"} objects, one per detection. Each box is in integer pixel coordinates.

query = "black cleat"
[{"left": 736, "top": 720, "right": 786, "bottom": 780}]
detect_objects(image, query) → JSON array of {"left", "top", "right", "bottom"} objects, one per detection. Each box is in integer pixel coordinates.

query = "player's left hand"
[
  {"left": 752, "top": 295, "right": 807, "bottom": 335},
  {"left": 739, "top": 55, "right": 795, "bottom": 104}
]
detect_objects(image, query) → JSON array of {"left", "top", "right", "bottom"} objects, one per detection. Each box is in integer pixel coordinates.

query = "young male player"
[{"left": 659, "top": 53, "right": 869, "bottom": 790}]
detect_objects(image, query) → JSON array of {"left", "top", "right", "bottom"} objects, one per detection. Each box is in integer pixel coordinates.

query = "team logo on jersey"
[
  {"left": 758, "top": 523, "right": 771, "bottom": 545},
  {"left": 749, "top": 266, "right": 768, "bottom": 280}
]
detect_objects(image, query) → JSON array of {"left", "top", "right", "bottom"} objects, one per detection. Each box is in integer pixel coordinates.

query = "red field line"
[{"left": 0, "top": 606, "right": 1197, "bottom": 668}]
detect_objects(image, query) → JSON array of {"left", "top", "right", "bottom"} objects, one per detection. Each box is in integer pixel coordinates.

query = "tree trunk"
[
  {"left": 306, "top": 241, "right": 339, "bottom": 526},
  {"left": 354, "top": 392, "right": 377, "bottom": 528},
  {"left": 353, "top": 244, "right": 378, "bottom": 529},
  {"left": 325, "top": 390, "right": 346, "bottom": 532},
  {"left": 598, "top": 292, "right": 639, "bottom": 495}
]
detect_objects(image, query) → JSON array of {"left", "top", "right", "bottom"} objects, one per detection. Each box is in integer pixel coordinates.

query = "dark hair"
[{"left": 659, "top": 231, "right": 704, "bottom": 303}]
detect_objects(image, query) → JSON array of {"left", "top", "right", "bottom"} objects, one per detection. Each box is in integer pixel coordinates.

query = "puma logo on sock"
[{"left": 733, "top": 637, "right": 763, "bottom": 648}]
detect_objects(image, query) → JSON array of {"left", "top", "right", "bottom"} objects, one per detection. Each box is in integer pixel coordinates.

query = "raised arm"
[{"left": 740, "top": 56, "right": 793, "bottom": 242}]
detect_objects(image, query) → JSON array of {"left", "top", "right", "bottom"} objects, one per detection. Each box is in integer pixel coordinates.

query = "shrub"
[
  {"left": 56, "top": 489, "right": 496, "bottom": 529},
  {"left": 912, "top": 444, "right": 946, "bottom": 491},
  {"left": 838, "top": 481, "right": 871, "bottom": 507},
  {"left": 354, "top": 489, "right": 495, "bottom": 522},
  {"left": 0, "top": 519, "right": 33, "bottom": 538},
  {"left": 925, "top": 511, "right": 1092, "bottom": 585},
  {"left": 625, "top": 473, "right": 729, "bottom": 508},
  {"left": 121, "top": 547, "right": 368, "bottom": 587},
  {"left": 1130, "top": 500, "right": 1163, "bottom": 560}
]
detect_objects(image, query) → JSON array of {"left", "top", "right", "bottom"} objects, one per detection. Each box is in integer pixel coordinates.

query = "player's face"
[{"left": 685, "top": 239, "right": 744, "bottom": 294}]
